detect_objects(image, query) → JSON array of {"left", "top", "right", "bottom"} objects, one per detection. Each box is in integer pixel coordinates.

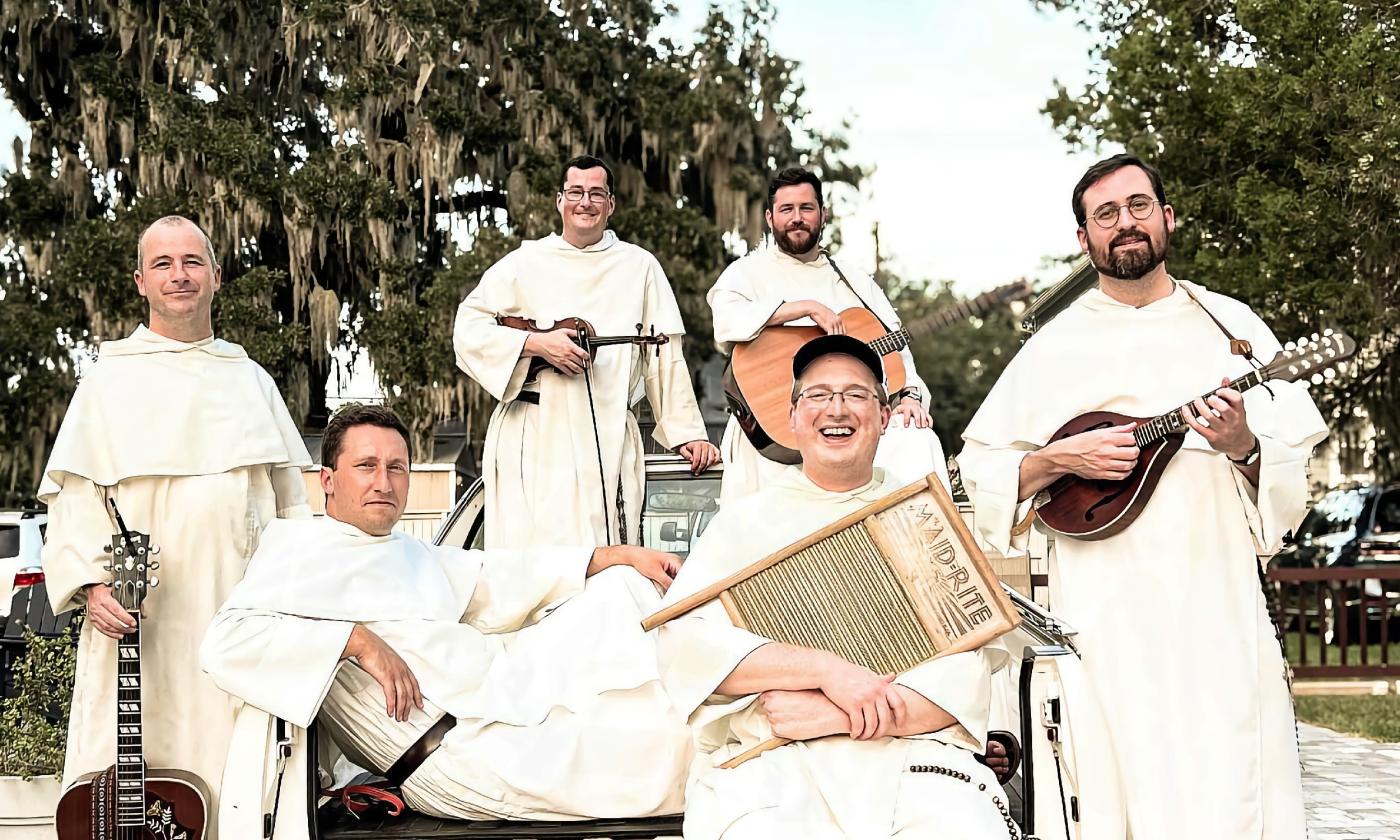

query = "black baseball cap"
[{"left": 791, "top": 334, "right": 885, "bottom": 385}]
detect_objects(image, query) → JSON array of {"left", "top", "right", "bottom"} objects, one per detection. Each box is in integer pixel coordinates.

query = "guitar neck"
[
  {"left": 1132, "top": 368, "right": 1268, "bottom": 447},
  {"left": 116, "top": 614, "right": 146, "bottom": 827},
  {"left": 865, "top": 285, "right": 1021, "bottom": 356}
]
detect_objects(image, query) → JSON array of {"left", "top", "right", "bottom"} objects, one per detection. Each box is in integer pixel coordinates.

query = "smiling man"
[
  {"left": 959, "top": 154, "right": 1329, "bottom": 839},
  {"left": 203, "top": 403, "right": 694, "bottom": 829},
  {"left": 707, "top": 167, "right": 943, "bottom": 507},
  {"left": 454, "top": 154, "right": 718, "bottom": 551},
  {"left": 39, "top": 215, "right": 312, "bottom": 837},
  {"left": 655, "top": 335, "right": 1011, "bottom": 839}
]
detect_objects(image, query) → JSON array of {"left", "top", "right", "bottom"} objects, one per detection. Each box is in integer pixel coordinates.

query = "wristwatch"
[
  {"left": 896, "top": 387, "right": 923, "bottom": 405},
  {"left": 1229, "top": 438, "right": 1261, "bottom": 466}
]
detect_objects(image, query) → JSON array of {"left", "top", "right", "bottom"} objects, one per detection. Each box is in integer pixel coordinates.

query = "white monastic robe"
[
  {"left": 454, "top": 231, "right": 709, "bottom": 548},
  {"left": 202, "top": 517, "right": 691, "bottom": 825},
  {"left": 656, "top": 467, "right": 1016, "bottom": 839},
  {"left": 707, "top": 244, "right": 945, "bottom": 506},
  {"left": 39, "top": 326, "right": 311, "bottom": 838},
  {"left": 959, "top": 280, "right": 1328, "bottom": 840}
]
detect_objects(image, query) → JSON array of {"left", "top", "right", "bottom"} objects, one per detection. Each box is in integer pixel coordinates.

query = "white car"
[{"left": 1, "top": 510, "right": 47, "bottom": 622}]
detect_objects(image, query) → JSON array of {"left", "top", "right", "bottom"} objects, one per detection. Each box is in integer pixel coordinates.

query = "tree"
[
  {"left": 0, "top": 0, "right": 861, "bottom": 505},
  {"left": 1033, "top": 0, "right": 1399, "bottom": 474}
]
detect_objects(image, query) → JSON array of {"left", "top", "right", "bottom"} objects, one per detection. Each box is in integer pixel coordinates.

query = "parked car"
[
  {"left": 310, "top": 456, "right": 1088, "bottom": 840},
  {"left": 2, "top": 510, "right": 73, "bottom": 700},
  {"left": 1269, "top": 481, "right": 1400, "bottom": 642}
]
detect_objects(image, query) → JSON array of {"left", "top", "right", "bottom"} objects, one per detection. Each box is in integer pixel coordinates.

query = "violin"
[{"left": 497, "top": 315, "right": 669, "bottom": 378}]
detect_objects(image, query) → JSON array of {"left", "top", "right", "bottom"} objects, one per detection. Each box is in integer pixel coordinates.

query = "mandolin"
[
  {"left": 55, "top": 504, "right": 211, "bottom": 840},
  {"left": 496, "top": 315, "right": 668, "bottom": 379},
  {"left": 1035, "top": 330, "right": 1357, "bottom": 541},
  {"left": 724, "top": 279, "right": 1035, "bottom": 462}
]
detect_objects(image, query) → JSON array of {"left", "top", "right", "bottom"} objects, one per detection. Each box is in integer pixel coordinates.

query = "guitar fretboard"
[
  {"left": 866, "top": 283, "right": 1028, "bottom": 357},
  {"left": 116, "top": 617, "right": 146, "bottom": 826},
  {"left": 1131, "top": 369, "right": 1266, "bottom": 447}
]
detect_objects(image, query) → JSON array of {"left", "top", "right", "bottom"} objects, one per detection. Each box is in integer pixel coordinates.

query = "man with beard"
[
  {"left": 454, "top": 155, "right": 718, "bottom": 549},
  {"left": 957, "top": 154, "right": 1327, "bottom": 840},
  {"left": 708, "top": 167, "right": 941, "bottom": 506}
]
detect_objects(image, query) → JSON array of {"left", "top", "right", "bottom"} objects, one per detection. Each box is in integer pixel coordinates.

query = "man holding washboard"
[{"left": 654, "top": 335, "right": 1016, "bottom": 839}]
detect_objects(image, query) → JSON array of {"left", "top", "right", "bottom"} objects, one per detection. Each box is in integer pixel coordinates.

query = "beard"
[
  {"left": 773, "top": 220, "right": 822, "bottom": 256},
  {"left": 1089, "top": 228, "right": 1169, "bottom": 280}
]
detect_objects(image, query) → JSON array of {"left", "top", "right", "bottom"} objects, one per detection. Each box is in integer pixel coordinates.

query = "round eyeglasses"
[{"left": 1087, "top": 196, "right": 1160, "bottom": 229}]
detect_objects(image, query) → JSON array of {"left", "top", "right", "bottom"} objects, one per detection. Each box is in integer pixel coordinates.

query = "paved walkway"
[{"left": 1301, "top": 722, "right": 1400, "bottom": 839}]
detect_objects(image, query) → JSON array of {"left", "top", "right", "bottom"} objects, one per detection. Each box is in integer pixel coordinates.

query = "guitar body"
[
  {"left": 1035, "top": 410, "right": 1184, "bottom": 541},
  {"left": 55, "top": 766, "right": 211, "bottom": 839},
  {"left": 727, "top": 308, "right": 907, "bottom": 459}
]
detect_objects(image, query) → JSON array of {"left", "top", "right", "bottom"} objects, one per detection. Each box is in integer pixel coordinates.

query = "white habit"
[
  {"left": 202, "top": 517, "right": 691, "bottom": 825},
  {"left": 454, "top": 231, "right": 708, "bottom": 548},
  {"left": 39, "top": 326, "right": 311, "bottom": 838},
  {"left": 958, "top": 280, "right": 1327, "bottom": 840},
  {"left": 657, "top": 467, "right": 1016, "bottom": 839},
  {"left": 707, "top": 244, "right": 945, "bottom": 505}
]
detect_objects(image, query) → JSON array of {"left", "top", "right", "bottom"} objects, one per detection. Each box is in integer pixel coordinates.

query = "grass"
[
  {"left": 1294, "top": 695, "right": 1400, "bottom": 743},
  {"left": 1283, "top": 633, "right": 1400, "bottom": 667}
]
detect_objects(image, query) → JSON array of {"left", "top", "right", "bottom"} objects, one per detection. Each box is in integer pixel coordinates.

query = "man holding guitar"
[
  {"left": 708, "top": 167, "right": 940, "bottom": 506},
  {"left": 960, "top": 155, "right": 1330, "bottom": 840},
  {"left": 40, "top": 215, "right": 312, "bottom": 837},
  {"left": 454, "top": 155, "right": 718, "bottom": 550}
]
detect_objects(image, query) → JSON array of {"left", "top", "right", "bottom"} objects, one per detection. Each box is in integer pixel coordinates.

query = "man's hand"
[
  {"left": 980, "top": 738, "right": 1011, "bottom": 780},
  {"left": 589, "top": 545, "right": 682, "bottom": 593},
  {"left": 892, "top": 397, "right": 932, "bottom": 429},
  {"left": 677, "top": 440, "right": 720, "bottom": 474},
  {"left": 1047, "top": 422, "right": 1140, "bottom": 481},
  {"left": 802, "top": 301, "right": 845, "bottom": 335},
  {"left": 818, "top": 660, "right": 907, "bottom": 740},
  {"left": 759, "top": 689, "right": 850, "bottom": 741},
  {"left": 343, "top": 624, "right": 423, "bottom": 722},
  {"left": 1183, "top": 377, "right": 1256, "bottom": 460},
  {"left": 84, "top": 583, "right": 136, "bottom": 639},
  {"left": 522, "top": 328, "right": 590, "bottom": 376}
]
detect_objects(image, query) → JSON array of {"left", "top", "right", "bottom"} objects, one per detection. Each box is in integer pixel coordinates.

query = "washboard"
[{"left": 643, "top": 473, "right": 1019, "bottom": 675}]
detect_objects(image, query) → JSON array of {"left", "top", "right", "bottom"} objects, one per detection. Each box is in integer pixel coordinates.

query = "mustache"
[{"left": 1110, "top": 231, "right": 1149, "bottom": 248}]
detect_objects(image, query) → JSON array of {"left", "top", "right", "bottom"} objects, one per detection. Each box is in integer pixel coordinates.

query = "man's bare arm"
[{"left": 717, "top": 642, "right": 900, "bottom": 740}]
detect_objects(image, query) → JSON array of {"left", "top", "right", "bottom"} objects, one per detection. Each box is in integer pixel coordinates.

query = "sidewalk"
[{"left": 1301, "top": 722, "right": 1400, "bottom": 839}]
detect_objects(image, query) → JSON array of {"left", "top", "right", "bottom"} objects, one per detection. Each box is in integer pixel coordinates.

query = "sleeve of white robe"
[
  {"left": 200, "top": 609, "right": 353, "bottom": 728},
  {"left": 271, "top": 464, "right": 312, "bottom": 518},
  {"left": 463, "top": 545, "right": 593, "bottom": 633},
  {"left": 894, "top": 649, "right": 993, "bottom": 753},
  {"left": 707, "top": 261, "right": 785, "bottom": 354},
  {"left": 643, "top": 337, "right": 708, "bottom": 451},
  {"left": 40, "top": 477, "right": 115, "bottom": 613},
  {"left": 453, "top": 252, "right": 533, "bottom": 402}
]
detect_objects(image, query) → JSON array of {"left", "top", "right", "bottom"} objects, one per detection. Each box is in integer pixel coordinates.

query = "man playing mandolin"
[
  {"left": 959, "top": 154, "right": 1330, "bottom": 840},
  {"left": 708, "top": 166, "right": 942, "bottom": 507},
  {"left": 454, "top": 154, "right": 718, "bottom": 550}
]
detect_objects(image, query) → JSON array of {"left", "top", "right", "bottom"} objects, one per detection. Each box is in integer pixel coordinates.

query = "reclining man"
[
  {"left": 201, "top": 404, "right": 692, "bottom": 831},
  {"left": 656, "top": 335, "right": 1016, "bottom": 839}
]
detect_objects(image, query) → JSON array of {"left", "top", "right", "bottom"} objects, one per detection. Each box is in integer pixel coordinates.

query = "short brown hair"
[
  {"left": 1071, "top": 154, "right": 1168, "bottom": 227},
  {"left": 322, "top": 403, "right": 412, "bottom": 468}
]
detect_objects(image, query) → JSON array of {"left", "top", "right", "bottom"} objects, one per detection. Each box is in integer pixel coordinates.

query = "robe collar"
[
  {"left": 100, "top": 323, "right": 248, "bottom": 359},
  {"left": 1078, "top": 276, "right": 1194, "bottom": 315},
  {"left": 542, "top": 230, "right": 619, "bottom": 254},
  {"left": 776, "top": 465, "right": 892, "bottom": 504},
  {"left": 760, "top": 240, "right": 829, "bottom": 270}
]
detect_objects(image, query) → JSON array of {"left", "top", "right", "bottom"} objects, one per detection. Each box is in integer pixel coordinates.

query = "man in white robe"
[
  {"left": 708, "top": 167, "right": 946, "bottom": 506},
  {"left": 454, "top": 154, "right": 719, "bottom": 549},
  {"left": 39, "top": 215, "right": 312, "bottom": 837},
  {"left": 958, "top": 154, "right": 1328, "bottom": 840},
  {"left": 202, "top": 404, "right": 693, "bottom": 829},
  {"left": 657, "top": 335, "right": 1016, "bottom": 839}
]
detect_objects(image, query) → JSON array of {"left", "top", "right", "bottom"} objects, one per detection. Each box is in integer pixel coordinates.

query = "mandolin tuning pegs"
[
  {"left": 149, "top": 560, "right": 160, "bottom": 570},
  {"left": 149, "top": 575, "right": 160, "bottom": 588},
  {"left": 1323, "top": 328, "right": 1334, "bottom": 337},
  {"left": 1324, "top": 368, "right": 1336, "bottom": 380},
  {"left": 150, "top": 545, "right": 160, "bottom": 555},
  {"left": 1312, "top": 332, "right": 1320, "bottom": 341},
  {"left": 1311, "top": 373, "right": 1324, "bottom": 385},
  {"left": 1285, "top": 341, "right": 1296, "bottom": 351}
]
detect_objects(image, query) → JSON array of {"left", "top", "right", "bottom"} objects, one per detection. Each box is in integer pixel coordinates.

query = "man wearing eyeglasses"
[
  {"left": 707, "top": 166, "right": 943, "bottom": 508},
  {"left": 959, "top": 154, "right": 1327, "bottom": 840},
  {"left": 454, "top": 155, "right": 718, "bottom": 550}
]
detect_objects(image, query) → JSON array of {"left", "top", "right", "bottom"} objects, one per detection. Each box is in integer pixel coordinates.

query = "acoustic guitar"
[
  {"left": 725, "top": 279, "right": 1035, "bottom": 462},
  {"left": 1035, "top": 330, "right": 1357, "bottom": 541},
  {"left": 56, "top": 505, "right": 211, "bottom": 840},
  {"left": 496, "top": 315, "right": 668, "bottom": 379}
]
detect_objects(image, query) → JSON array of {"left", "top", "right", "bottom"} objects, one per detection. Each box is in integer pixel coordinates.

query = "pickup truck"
[{"left": 311, "top": 456, "right": 1089, "bottom": 839}]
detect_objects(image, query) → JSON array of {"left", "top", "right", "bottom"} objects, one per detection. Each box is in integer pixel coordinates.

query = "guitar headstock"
[
  {"left": 994, "top": 278, "right": 1036, "bottom": 305},
  {"left": 1263, "top": 329, "right": 1358, "bottom": 385},
  {"left": 103, "top": 531, "right": 160, "bottom": 613}
]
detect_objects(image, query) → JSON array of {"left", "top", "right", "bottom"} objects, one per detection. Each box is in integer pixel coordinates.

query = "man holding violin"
[{"left": 454, "top": 154, "right": 719, "bottom": 550}]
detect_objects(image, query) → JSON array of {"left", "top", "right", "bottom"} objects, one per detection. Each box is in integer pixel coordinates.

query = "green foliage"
[
  {"left": 1295, "top": 694, "right": 1400, "bottom": 744},
  {"left": 888, "top": 279, "right": 1025, "bottom": 456},
  {"left": 1034, "top": 0, "right": 1400, "bottom": 474},
  {"left": 0, "top": 0, "right": 863, "bottom": 493},
  {"left": 0, "top": 627, "right": 76, "bottom": 778}
]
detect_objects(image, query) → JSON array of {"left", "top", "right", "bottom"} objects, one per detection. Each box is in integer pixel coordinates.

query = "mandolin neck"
[
  {"left": 115, "top": 615, "right": 146, "bottom": 827},
  {"left": 1131, "top": 368, "right": 1268, "bottom": 447}
]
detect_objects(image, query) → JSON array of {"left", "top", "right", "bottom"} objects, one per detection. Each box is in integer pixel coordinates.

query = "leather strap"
[
  {"left": 384, "top": 713, "right": 457, "bottom": 786},
  {"left": 1179, "top": 281, "right": 1255, "bottom": 361},
  {"left": 514, "top": 390, "right": 540, "bottom": 405}
]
